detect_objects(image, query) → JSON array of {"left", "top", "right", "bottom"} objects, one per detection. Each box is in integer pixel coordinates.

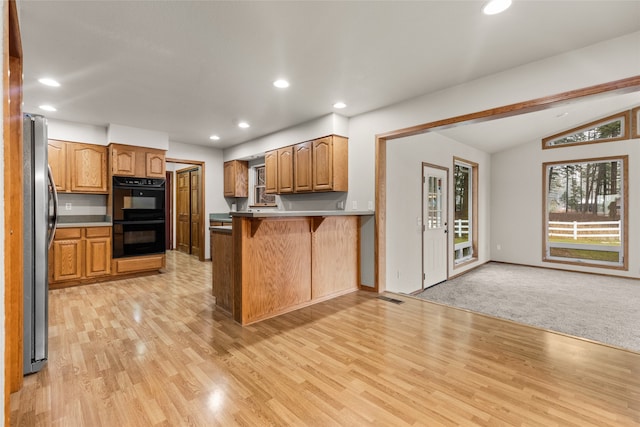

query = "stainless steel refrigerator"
[{"left": 23, "top": 113, "right": 58, "bottom": 375}]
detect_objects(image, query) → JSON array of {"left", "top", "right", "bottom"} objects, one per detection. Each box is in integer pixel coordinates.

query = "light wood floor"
[{"left": 10, "top": 251, "right": 640, "bottom": 426}]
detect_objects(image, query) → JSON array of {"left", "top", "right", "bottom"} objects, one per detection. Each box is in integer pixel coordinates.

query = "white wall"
[
  {"left": 385, "top": 133, "right": 491, "bottom": 293},
  {"left": 344, "top": 31, "right": 640, "bottom": 292},
  {"left": 48, "top": 119, "right": 107, "bottom": 145},
  {"left": 166, "top": 141, "right": 227, "bottom": 259},
  {"left": 491, "top": 136, "right": 640, "bottom": 278},
  {"left": 224, "top": 113, "right": 347, "bottom": 161},
  {"left": 107, "top": 123, "right": 169, "bottom": 150}
]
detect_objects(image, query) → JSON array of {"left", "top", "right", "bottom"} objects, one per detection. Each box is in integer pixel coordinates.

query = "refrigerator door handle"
[{"left": 47, "top": 164, "right": 58, "bottom": 249}]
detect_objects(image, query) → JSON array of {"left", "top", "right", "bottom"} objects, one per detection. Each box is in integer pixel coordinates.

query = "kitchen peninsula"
[{"left": 210, "top": 210, "right": 373, "bottom": 325}]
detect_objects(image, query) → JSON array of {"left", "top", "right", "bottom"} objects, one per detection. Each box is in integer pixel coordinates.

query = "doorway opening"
[{"left": 166, "top": 158, "right": 205, "bottom": 261}]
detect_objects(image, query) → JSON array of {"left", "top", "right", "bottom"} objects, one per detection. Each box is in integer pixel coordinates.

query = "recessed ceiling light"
[
  {"left": 238, "top": 121, "right": 250, "bottom": 129},
  {"left": 209, "top": 135, "right": 220, "bottom": 141},
  {"left": 273, "top": 79, "right": 290, "bottom": 89},
  {"left": 482, "top": 0, "right": 512, "bottom": 15},
  {"left": 38, "top": 78, "right": 60, "bottom": 87},
  {"left": 39, "top": 104, "right": 57, "bottom": 112},
  {"left": 333, "top": 102, "right": 347, "bottom": 109}
]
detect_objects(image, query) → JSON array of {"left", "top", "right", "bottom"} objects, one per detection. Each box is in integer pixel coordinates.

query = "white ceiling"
[{"left": 18, "top": 1, "right": 640, "bottom": 150}]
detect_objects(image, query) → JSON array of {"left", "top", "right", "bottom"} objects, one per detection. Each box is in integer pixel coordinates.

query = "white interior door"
[{"left": 423, "top": 165, "right": 448, "bottom": 288}]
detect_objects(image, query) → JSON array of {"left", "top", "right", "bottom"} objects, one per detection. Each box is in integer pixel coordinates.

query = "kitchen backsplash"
[{"left": 57, "top": 193, "right": 108, "bottom": 216}]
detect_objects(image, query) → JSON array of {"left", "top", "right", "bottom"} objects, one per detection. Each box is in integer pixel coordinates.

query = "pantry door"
[{"left": 422, "top": 164, "right": 448, "bottom": 289}]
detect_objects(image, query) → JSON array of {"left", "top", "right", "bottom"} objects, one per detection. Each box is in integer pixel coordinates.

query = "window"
[
  {"left": 544, "top": 156, "right": 627, "bottom": 269},
  {"left": 542, "top": 111, "right": 630, "bottom": 149},
  {"left": 632, "top": 106, "right": 640, "bottom": 139},
  {"left": 453, "top": 158, "right": 478, "bottom": 265},
  {"left": 251, "top": 165, "right": 276, "bottom": 206}
]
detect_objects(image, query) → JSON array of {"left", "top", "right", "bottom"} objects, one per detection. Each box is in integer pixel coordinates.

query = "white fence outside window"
[{"left": 548, "top": 220, "right": 621, "bottom": 240}]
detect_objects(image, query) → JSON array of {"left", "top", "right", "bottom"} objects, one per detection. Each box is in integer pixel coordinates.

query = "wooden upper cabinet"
[
  {"left": 223, "top": 160, "right": 248, "bottom": 197},
  {"left": 146, "top": 152, "right": 165, "bottom": 178},
  {"left": 48, "top": 140, "right": 108, "bottom": 194},
  {"left": 48, "top": 139, "right": 67, "bottom": 191},
  {"left": 265, "top": 150, "right": 278, "bottom": 194},
  {"left": 111, "top": 146, "right": 136, "bottom": 176},
  {"left": 293, "top": 141, "right": 312, "bottom": 192},
  {"left": 277, "top": 147, "right": 294, "bottom": 194},
  {"left": 262, "top": 135, "right": 348, "bottom": 195},
  {"left": 68, "top": 143, "right": 108, "bottom": 193},
  {"left": 312, "top": 135, "right": 348, "bottom": 192},
  {"left": 109, "top": 143, "right": 166, "bottom": 178}
]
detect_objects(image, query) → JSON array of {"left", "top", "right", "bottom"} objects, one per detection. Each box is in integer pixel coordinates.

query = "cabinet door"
[
  {"left": 190, "top": 169, "right": 201, "bottom": 255},
  {"left": 52, "top": 239, "right": 83, "bottom": 282},
  {"left": 265, "top": 150, "right": 278, "bottom": 194},
  {"left": 294, "top": 141, "right": 312, "bottom": 193},
  {"left": 112, "top": 146, "right": 136, "bottom": 176},
  {"left": 146, "top": 152, "right": 165, "bottom": 178},
  {"left": 223, "top": 161, "right": 235, "bottom": 197},
  {"left": 85, "top": 227, "right": 111, "bottom": 277},
  {"left": 277, "top": 147, "right": 294, "bottom": 193},
  {"left": 68, "top": 143, "right": 108, "bottom": 193},
  {"left": 312, "top": 137, "right": 333, "bottom": 191},
  {"left": 223, "top": 160, "right": 248, "bottom": 197},
  {"left": 47, "top": 139, "right": 67, "bottom": 191}
]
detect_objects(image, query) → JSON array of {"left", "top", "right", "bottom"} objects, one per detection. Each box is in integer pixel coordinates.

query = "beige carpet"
[{"left": 415, "top": 262, "right": 640, "bottom": 352}]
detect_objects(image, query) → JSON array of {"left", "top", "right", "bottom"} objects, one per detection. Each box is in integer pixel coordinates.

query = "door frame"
[
  {"left": 165, "top": 171, "right": 173, "bottom": 251},
  {"left": 422, "top": 163, "right": 449, "bottom": 290},
  {"left": 5, "top": 0, "right": 24, "bottom": 406},
  {"left": 373, "top": 76, "right": 640, "bottom": 293},
  {"left": 166, "top": 158, "right": 205, "bottom": 262}
]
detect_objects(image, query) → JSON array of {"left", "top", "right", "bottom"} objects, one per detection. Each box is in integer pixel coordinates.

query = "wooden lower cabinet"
[
  {"left": 112, "top": 254, "right": 165, "bottom": 274},
  {"left": 50, "top": 226, "right": 166, "bottom": 288},
  {"left": 211, "top": 228, "right": 233, "bottom": 315},
  {"left": 233, "top": 215, "right": 359, "bottom": 325},
  {"left": 85, "top": 227, "right": 112, "bottom": 277},
  {"left": 50, "top": 227, "right": 112, "bottom": 286}
]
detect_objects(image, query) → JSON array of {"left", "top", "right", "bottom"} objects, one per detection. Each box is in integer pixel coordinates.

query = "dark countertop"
[
  {"left": 209, "top": 213, "right": 232, "bottom": 223},
  {"left": 231, "top": 210, "right": 374, "bottom": 218},
  {"left": 209, "top": 225, "right": 232, "bottom": 233},
  {"left": 57, "top": 215, "right": 112, "bottom": 228}
]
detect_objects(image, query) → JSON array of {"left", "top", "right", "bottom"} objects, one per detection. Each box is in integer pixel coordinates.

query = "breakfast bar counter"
[{"left": 227, "top": 211, "right": 372, "bottom": 325}]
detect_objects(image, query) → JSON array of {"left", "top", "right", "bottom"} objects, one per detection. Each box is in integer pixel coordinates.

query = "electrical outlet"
[
  {"left": 496, "top": 244, "right": 502, "bottom": 251},
  {"left": 65, "top": 203, "right": 72, "bottom": 211},
  {"left": 368, "top": 201, "right": 373, "bottom": 211},
  {"left": 352, "top": 201, "right": 358, "bottom": 210},
  {"left": 337, "top": 201, "right": 344, "bottom": 210}
]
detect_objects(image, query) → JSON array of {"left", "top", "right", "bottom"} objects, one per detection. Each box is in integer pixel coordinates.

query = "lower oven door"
[{"left": 113, "top": 221, "right": 165, "bottom": 258}]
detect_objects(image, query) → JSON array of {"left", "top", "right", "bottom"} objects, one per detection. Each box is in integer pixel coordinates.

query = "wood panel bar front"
[{"left": 232, "top": 215, "right": 360, "bottom": 325}]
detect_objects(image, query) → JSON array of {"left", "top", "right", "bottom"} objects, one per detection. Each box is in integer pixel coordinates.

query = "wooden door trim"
[
  {"left": 5, "top": 0, "right": 23, "bottom": 418},
  {"left": 374, "top": 75, "right": 640, "bottom": 293},
  {"left": 165, "top": 171, "right": 173, "bottom": 251},
  {"left": 167, "top": 159, "right": 205, "bottom": 262}
]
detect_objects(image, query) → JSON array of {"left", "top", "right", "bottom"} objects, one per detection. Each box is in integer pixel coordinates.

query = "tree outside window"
[{"left": 544, "top": 157, "right": 627, "bottom": 268}]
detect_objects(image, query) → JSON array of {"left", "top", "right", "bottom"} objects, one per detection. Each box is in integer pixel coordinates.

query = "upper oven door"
[{"left": 113, "top": 177, "right": 166, "bottom": 222}]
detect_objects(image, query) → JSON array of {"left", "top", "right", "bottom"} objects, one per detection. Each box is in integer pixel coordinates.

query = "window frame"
[
  {"left": 249, "top": 164, "right": 276, "bottom": 207},
  {"left": 632, "top": 106, "right": 640, "bottom": 139},
  {"left": 542, "top": 155, "right": 628, "bottom": 271},
  {"left": 453, "top": 157, "right": 478, "bottom": 267},
  {"left": 541, "top": 111, "right": 630, "bottom": 150}
]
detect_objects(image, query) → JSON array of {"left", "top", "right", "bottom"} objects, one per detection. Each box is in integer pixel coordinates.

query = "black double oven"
[{"left": 112, "top": 176, "right": 166, "bottom": 258}]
